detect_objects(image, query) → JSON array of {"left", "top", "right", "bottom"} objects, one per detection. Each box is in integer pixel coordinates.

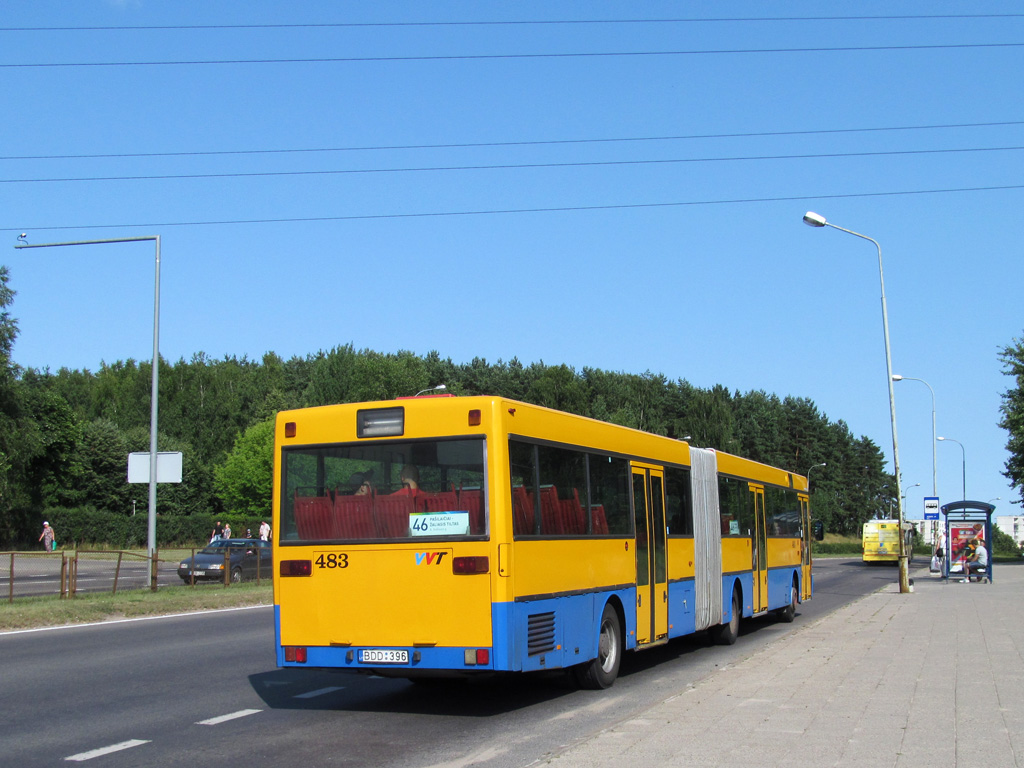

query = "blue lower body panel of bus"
[{"left": 500, "top": 588, "right": 635, "bottom": 673}]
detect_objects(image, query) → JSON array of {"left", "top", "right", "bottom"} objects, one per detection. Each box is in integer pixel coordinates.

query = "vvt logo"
[{"left": 415, "top": 552, "right": 447, "bottom": 566}]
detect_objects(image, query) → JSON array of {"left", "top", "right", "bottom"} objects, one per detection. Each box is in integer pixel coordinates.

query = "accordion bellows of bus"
[{"left": 273, "top": 395, "right": 817, "bottom": 689}]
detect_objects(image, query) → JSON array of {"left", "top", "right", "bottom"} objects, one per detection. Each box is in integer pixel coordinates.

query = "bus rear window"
[{"left": 280, "top": 438, "right": 487, "bottom": 542}]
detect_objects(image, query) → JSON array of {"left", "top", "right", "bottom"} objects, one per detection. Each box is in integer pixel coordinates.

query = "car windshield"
[{"left": 280, "top": 437, "right": 487, "bottom": 543}]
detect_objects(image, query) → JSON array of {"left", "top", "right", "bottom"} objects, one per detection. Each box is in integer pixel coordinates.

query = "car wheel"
[{"left": 231, "top": 567, "right": 243, "bottom": 583}]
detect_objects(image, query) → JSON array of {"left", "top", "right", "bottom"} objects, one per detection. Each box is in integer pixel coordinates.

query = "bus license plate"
[{"left": 360, "top": 649, "right": 408, "bottom": 664}]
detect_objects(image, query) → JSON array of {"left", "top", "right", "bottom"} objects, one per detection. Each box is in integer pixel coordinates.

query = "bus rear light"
[
  {"left": 452, "top": 556, "right": 489, "bottom": 575},
  {"left": 464, "top": 649, "right": 489, "bottom": 666},
  {"left": 280, "top": 559, "right": 312, "bottom": 577},
  {"left": 284, "top": 646, "right": 307, "bottom": 663},
  {"left": 284, "top": 421, "right": 296, "bottom": 438},
  {"left": 468, "top": 409, "right": 481, "bottom": 426}
]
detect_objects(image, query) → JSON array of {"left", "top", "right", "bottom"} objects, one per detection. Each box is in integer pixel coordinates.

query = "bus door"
[
  {"left": 751, "top": 485, "right": 768, "bottom": 613},
  {"left": 631, "top": 464, "right": 668, "bottom": 647},
  {"left": 800, "top": 494, "right": 812, "bottom": 601}
]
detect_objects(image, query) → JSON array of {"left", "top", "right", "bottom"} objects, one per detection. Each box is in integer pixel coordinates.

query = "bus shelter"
[{"left": 940, "top": 501, "right": 995, "bottom": 583}]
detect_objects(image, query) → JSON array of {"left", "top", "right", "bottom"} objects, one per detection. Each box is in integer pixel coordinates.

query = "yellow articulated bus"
[
  {"left": 273, "top": 395, "right": 817, "bottom": 688},
  {"left": 862, "top": 519, "right": 914, "bottom": 564}
]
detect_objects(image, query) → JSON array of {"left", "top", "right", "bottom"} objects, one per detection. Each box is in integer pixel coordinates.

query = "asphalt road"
[
  {"left": 0, "top": 557, "right": 913, "bottom": 767},
  {"left": 1, "top": 554, "right": 191, "bottom": 598}
]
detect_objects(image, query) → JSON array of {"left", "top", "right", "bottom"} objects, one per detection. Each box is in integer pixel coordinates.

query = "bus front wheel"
[{"left": 574, "top": 602, "right": 622, "bottom": 690}]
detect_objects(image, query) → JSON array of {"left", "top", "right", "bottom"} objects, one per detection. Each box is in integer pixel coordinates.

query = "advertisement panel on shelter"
[{"left": 949, "top": 523, "right": 985, "bottom": 572}]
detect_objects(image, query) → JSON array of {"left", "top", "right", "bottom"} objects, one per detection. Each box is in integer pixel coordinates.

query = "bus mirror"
[{"left": 812, "top": 521, "right": 825, "bottom": 541}]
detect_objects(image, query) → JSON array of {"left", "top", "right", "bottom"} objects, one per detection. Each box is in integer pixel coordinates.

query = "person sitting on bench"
[{"left": 967, "top": 539, "right": 989, "bottom": 582}]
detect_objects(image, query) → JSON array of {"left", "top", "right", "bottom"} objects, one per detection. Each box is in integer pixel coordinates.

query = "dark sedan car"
[{"left": 178, "top": 538, "right": 273, "bottom": 583}]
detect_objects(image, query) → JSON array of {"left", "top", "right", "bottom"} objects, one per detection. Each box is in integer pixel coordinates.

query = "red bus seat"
[
  {"left": 375, "top": 495, "right": 415, "bottom": 537},
  {"left": 420, "top": 490, "right": 459, "bottom": 513},
  {"left": 559, "top": 488, "right": 585, "bottom": 535},
  {"left": 334, "top": 495, "right": 376, "bottom": 539},
  {"left": 539, "top": 485, "right": 561, "bottom": 534},
  {"left": 512, "top": 486, "right": 533, "bottom": 535},
  {"left": 294, "top": 494, "right": 333, "bottom": 539},
  {"left": 458, "top": 488, "right": 484, "bottom": 534}
]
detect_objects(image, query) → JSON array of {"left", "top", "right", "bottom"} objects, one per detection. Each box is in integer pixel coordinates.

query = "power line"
[
  {"left": 5, "top": 42, "right": 1024, "bottom": 68},
  {"left": 3, "top": 15, "right": 1022, "bottom": 31},
  {"left": 6, "top": 184, "right": 1022, "bottom": 232},
  {"left": 3, "top": 121, "right": 1022, "bottom": 162},
  {"left": 4, "top": 145, "right": 1022, "bottom": 185}
]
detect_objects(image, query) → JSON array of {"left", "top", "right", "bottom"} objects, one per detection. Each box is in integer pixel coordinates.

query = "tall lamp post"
[
  {"left": 938, "top": 436, "right": 966, "bottom": 501},
  {"left": 15, "top": 235, "right": 162, "bottom": 572},
  {"left": 803, "top": 212, "right": 909, "bottom": 593}
]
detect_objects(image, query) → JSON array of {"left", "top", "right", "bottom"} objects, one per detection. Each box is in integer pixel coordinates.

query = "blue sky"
[{"left": 2, "top": 1, "right": 1021, "bottom": 515}]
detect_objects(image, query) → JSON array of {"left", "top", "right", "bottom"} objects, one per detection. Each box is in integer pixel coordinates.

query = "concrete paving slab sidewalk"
[{"left": 544, "top": 563, "right": 1024, "bottom": 768}]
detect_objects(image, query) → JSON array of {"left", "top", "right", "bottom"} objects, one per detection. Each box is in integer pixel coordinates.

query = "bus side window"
[{"left": 588, "top": 453, "right": 631, "bottom": 535}]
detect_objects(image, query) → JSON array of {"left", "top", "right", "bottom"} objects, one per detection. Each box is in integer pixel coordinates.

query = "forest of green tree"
[{"left": 0, "top": 265, "right": 900, "bottom": 548}]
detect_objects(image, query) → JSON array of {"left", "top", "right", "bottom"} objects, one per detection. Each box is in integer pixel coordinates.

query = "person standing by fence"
[{"left": 38, "top": 521, "right": 55, "bottom": 552}]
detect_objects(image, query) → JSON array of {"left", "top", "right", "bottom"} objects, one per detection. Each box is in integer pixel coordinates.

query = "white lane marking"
[
  {"left": 294, "top": 686, "right": 344, "bottom": 699},
  {"left": 65, "top": 739, "right": 150, "bottom": 761},
  {"left": 196, "top": 708, "right": 262, "bottom": 725}
]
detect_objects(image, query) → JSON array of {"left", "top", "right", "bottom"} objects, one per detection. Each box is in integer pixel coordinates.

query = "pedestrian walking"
[{"left": 39, "top": 521, "right": 56, "bottom": 552}]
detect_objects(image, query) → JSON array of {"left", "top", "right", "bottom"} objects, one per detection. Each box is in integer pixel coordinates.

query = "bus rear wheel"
[
  {"left": 776, "top": 580, "right": 797, "bottom": 623},
  {"left": 574, "top": 602, "right": 622, "bottom": 690},
  {"left": 711, "top": 589, "right": 740, "bottom": 646}
]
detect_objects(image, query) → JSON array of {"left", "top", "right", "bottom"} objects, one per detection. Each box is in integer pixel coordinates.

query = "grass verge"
[{"left": 0, "top": 582, "right": 272, "bottom": 632}]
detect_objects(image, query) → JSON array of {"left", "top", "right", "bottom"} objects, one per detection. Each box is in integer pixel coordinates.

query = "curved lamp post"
[
  {"left": 803, "top": 212, "right": 909, "bottom": 593},
  {"left": 16, "top": 235, "right": 162, "bottom": 581},
  {"left": 902, "top": 481, "right": 921, "bottom": 508},
  {"left": 414, "top": 384, "right": 447, "bottom": 397},
  {"left": 938, "top": 436, "right": 966, "bottom": 501},
  {"left": 806, "top": 462, "right": 826, "bottom": 533},
  {"left": 806, "top": 462, "right": 826, "bottom": 490},
  {"left": 891, "top": 375, "right": 937, "bottom": 497}
]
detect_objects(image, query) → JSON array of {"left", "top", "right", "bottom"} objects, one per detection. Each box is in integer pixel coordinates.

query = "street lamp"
[
  {"left": 893, "top": 373, "right": 939, "bottom": 545},
  {"left": 891, "top": 375, "right": 937, "bottom": 497},
  {"left": 806, "top": 462, "right": 826, "bottom": 490},
  {"left": 938, "top": 436, "right": 966, "bottom": 501},
  {"left": 414, "top": 384, "right": 447, "bottom": 397},
  {"left": 16, "top": 235, "right": 162, "bottom": 571},
  {"left": 803, "top": 211, "right": 909, "bottom": 593},
  {"left": 901, "top": 481, "right": 921, "bottom": 508}
]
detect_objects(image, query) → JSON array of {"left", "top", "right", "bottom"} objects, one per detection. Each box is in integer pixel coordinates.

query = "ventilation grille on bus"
[{"left": 527, "top": 611, "right": 556, "bottom": 656}]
